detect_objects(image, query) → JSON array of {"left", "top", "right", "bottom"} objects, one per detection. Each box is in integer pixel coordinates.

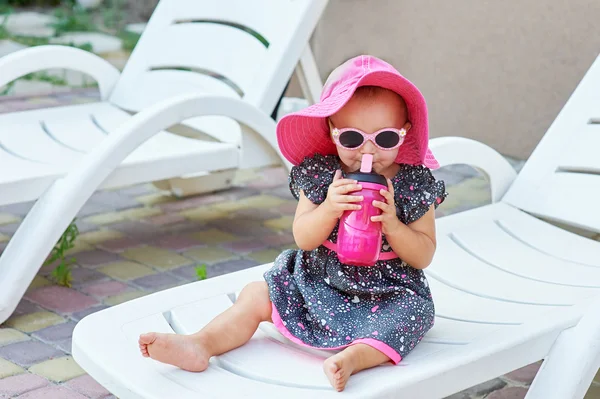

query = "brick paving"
[{"left": 0, "top": 91, "right": 598, "bottom": 398}]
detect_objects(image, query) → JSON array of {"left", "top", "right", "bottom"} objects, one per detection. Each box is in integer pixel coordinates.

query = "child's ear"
[{"left": 404, "top": 122, "right": 412, "bottom": 131}]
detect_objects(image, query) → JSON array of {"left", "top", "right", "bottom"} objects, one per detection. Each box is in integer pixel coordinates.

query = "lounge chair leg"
[{"left": 525, "top": 297, "right": 600, "bottom": 399}]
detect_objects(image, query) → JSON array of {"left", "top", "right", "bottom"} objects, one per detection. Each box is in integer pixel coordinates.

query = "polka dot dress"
[{"left": 264, "top": 154, "right": 447, "bottom": 363}]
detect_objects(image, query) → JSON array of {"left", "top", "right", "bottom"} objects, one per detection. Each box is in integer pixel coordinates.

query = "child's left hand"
[{"left": 371, "top": 178, "right": 400, "bottom": 235}]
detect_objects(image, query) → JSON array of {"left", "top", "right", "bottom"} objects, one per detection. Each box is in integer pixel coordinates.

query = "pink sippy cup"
[{"left": 336, "top": 154, "right": 387, "bottom": 266}]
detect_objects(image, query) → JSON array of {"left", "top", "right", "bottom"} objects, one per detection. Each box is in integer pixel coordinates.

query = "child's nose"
[{"left": 361, "top": 140, "right": 377, "bottom": 154}]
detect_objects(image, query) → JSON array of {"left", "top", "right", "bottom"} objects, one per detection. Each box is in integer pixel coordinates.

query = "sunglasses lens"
[
  {"left": 375, "top": 130, "right": 401, "bottom": 148},
  {"left": 338, "top": 130, "right": 364, "bottom": 148}
]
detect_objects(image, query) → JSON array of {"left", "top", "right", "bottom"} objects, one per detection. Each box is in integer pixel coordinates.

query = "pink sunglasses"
[{"left": 330, "top": 122, "right": 408, "bottom": 150}]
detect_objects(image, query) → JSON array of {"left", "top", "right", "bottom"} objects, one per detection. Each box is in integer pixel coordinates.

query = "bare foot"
[
  {"left": 323, "top": 352, "right": 356, "bottom": 392},
  {"left": 138, "top": 332, "right": 210, "bottom": 372}
]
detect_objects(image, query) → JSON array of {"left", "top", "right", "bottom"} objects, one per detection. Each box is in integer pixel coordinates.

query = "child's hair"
[{"left": 352, "top": 86, "right": 408, "bottom": 110}]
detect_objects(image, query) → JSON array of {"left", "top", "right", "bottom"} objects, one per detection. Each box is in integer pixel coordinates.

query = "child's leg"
[
  {"left": 323, "top": 344, "right": 391, "bottom": 392},
  {"left": 138, "top": 281, "right": 272, "bottom": 372}
]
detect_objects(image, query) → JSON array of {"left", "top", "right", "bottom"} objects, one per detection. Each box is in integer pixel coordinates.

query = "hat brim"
[{"left": 276, "top": 70, "right": 439, "bottom": 169}]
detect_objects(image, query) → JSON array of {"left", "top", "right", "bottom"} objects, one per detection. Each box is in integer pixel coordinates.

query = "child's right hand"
[{"left": 323, "top": 170, "right": 363, "bottom": 218}]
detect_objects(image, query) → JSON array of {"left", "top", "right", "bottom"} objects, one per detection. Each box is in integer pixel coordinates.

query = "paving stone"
[
  {"left": 586, "top": 383, "right": 600, "bottom": 399},
  {"left": 13, "top": 300, "right": 42, "bottom": 316},
  {"left": 0, "top": 212, "right": 20, "bottom": 225},
  {"left": 81, "top": 281, "right": 129, "bottom": 298},
  {"left": 149, "top": 235, "right": 203, "bottom": 251},
  {"left": 26, "top": 286, "right": 98, "bottom": 314},
  {"left": 84, "top": 212, "right": 127, "bottom": 225},
  {"left": 442, "top": 177, "right": 491, "bottom": 212},
  {"left": 32, "top": 321, "right": 76, "bottom": 343},
  {"left": 104, "top": 290, "right": 146, "bottom": 306},
  {"left": 97, "top": 236, "right": 145, "bottom": 252},
  {"left": 504, "top": 361, "right": 542, "bottom": 384},
  {"left": 0, "top": 358, "right": 24, "bottom": 379},
  {"left": 183, "top": 247, "right": 236, "bottom": 264},
  {"left": 51, "top": 32, "right": 122, "bottom": 54},
  {"left": 4, "top": 312, "right": 65, "bottom": 333},
  {"left": 26, "top": 275, "right": 52, "bottom": 292},
  {"left": 74, "top": 250, "right": 122, "bottom": 267},
  {"left": 145, "top": 213, "right": 188, "bottom": 226},
  {"left": 233, "top": 207, "right": 282, "bottom": 221},
  {"left": 170, "top": 265, "right": 202, "bottom": 281},
  {"left": 210, "top": 219, "right": 274, "bottom": 236},
  {"left": 108, "top": 220, "right": 165, "bottom": 238},
  {"left": 0, "top": 223, "right": 19, "bottom": 235},
  {"left": 66, "top": 374, "right": 112, "bottom": 399},
  {"left": 159, "top": 193, "right": 226, "bottom": 212},
  {"left": 76, "top": 202, "right": 113, "bottom": 217},
  {"left": 18, "top": 385, "right": 88, "bottom": 398},
  {"left": 219, "top": 239, "right": 268, "bottom": 254},
  {"left": 269, "top": 185, "right": 296, "bottom": 200},
  {"left": 208, "top": 259, "right": 261, "bottom": 277},
  {"left": 29, "top": 356, "right": 85, "bottom": 382},
  {"left": 0, "top": 341, "right": 64, "bottom": 367},
  {"left": 118, "top": 207, "right": 163, "bottom": 220},
  {"left": 0, "top": 40, "right": 27, "bottom": 58},
  {"left": 220, "top": 186, "right": 261, "bottom": 201},
  {"left": 121, "top": 247, "right": 191, "bottom": 269},
  {"left": 189, "top": 228, "right": 241, "bottom": 245},
  {"left": 70, "top": 267, "right": 107, "bottom": 286},
  {"left": 0, "top": 328, "right": 28, "bottom": 346},
  {"left": 0, "top": 233, "right": 9, "bottom": 243},
  {"left": 276, "top": 201, "right": 299, "bottom": 215},
  {"left": 0, "top": 373, "right": 49, "bottom": 397},
  {"left": 3, "top": 12, "right": 56, "bottom": 37},
  {"left": 71, "top": 305, "right": 108, "bottom": 322},
  {"left": 263, "top": 216, "right": 294, "bottom": 231},
  {"left": 0, "top": 201, "right": 34, "bottom": 216},
  {"left": 239, "top": 195, "right": 289, "bottom": 209},
  {"left": 486, "top": 386, "right": 528, "bottom": 399},
  {"left": 453, "top": 378, "right": 507, "bottom": 397},
  {"left": 89, "top": 190, "right": 141, "bottom": 209},
  {"left": 179, "top": 207, "right": 228, "bottom": 222},
  {"left": 132, "top": 272, "right": 181, "bottom": 290},
  {"left": 261, "top": 233, "right": 296, "bottom": 247},
  {"left": 594, "top": 369, "right": 600, "bottom": 384},
  {"left": 246, "top": 249, "right": 281, "bottom": 264},
  {"left": 97, "top": 261, "right": 155, "bottom": 280},
  {"left": 211, "top": 200, "right": 254, "bottom": 212},
  {"left": 66, "top": 240, "right": 94, "bottom": 255},
  {"left": 57, "top": 339, "right": 72, "bottom": 354},
  {"left": 78, "top": 230, "right": 125, "bottom": 245}
]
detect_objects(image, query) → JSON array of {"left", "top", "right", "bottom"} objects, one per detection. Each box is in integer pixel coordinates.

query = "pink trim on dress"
[{"left": 270, "top": 304, "right": 402, "bottom": 365}]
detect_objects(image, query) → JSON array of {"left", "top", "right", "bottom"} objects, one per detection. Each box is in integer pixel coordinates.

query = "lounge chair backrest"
[
  {"left": 109, "top": 0, "right": 327, "bottom": 115},
  {"left": 503, "top": 54, "right": 600, "bottom": 233}
]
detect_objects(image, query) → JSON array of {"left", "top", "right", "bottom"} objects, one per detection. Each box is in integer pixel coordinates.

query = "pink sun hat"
[{"left": 276, "top": 55, "right": 440, "bottom": 169}]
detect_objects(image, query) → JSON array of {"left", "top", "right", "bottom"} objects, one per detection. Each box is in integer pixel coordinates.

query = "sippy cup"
[{"left": 336, "top": 154, "right": 387, "bottom": 266}]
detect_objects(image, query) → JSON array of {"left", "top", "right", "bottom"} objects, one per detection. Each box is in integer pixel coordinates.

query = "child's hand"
[
  {"left": 371, "top": 178, "right": 400, "bottom": 235},
  {"left": 323, "top": 170, "right": 363, "bottom": 218}
]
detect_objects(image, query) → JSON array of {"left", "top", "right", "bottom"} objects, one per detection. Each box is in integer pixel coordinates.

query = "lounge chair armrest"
[
  {"left": 429, "top": 136, "right": 517, "bottom": 202},
  {"left": 525, "top": 297, "right": 600, "bottom": 399},
  {"left": 0, "top": 45, "right": 121, "bottom": 99}
]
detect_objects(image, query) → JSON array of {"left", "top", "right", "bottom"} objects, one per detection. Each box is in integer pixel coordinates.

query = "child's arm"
[
  {"left": 372, "top": 179, "right": 437, "bottom": 269},
  {"left": 293, "top": 170, "right": 362, "bottom": 251}
]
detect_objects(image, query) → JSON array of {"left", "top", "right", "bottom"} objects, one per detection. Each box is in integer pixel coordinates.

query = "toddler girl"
[{"left": 138, "top": 55, "right": 447, "bottom": 392}]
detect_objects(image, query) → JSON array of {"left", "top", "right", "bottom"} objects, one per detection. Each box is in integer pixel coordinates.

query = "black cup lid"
[{"left": 346, "top": 171, "right": 387, "bottom": 186}]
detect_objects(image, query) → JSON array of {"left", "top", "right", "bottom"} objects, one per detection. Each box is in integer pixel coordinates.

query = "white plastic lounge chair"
[
  {"left": 0, "top": 0, "right": 328, "bottom": 324},
  {"left": 71, "top": 51, "right": 600, "bottom": 398}
]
